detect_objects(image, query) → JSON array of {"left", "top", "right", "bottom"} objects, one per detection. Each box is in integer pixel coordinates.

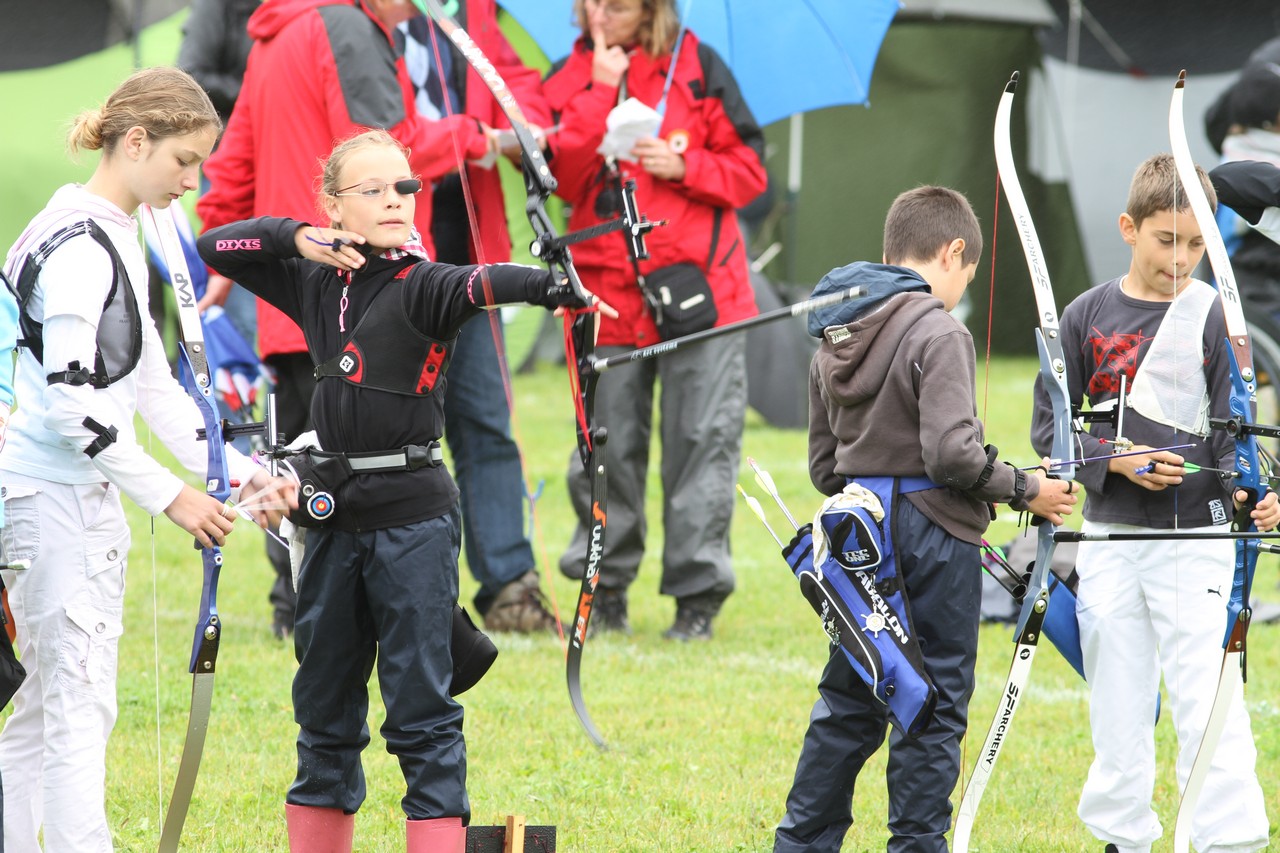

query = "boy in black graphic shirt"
[{"left": 1030, "top": 153, "right": 1276, "bottom": 853}]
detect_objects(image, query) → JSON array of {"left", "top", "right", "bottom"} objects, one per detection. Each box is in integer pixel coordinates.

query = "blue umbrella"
[{"left": 499, "top": 0, "right": 900, "bottom": 127}]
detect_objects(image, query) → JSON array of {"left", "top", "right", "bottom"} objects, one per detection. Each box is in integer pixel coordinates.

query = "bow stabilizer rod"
[{"left": 591, "top": 286, "right": 866, "bottom": 373}]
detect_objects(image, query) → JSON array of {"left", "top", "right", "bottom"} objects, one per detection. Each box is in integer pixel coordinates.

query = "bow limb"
[
  {"left": 415, "top": 0, "right": 630, "bottom": 747},
  {"left": 1168, "top": 70, "right": 1265, "bottom": 853},
  {"left": 953, "top": 72, "right": 1077, "bottom": 852},
  {"left": 141, "top": 204, "right": 231, "bottom": 853}
]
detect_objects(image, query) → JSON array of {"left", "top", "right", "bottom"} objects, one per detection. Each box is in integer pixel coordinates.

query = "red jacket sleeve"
[
  {"left": 678, "top": 100, "right": 768, "bottom": 210},
  {"left": 340, "top": 3, "right": 488, "bottom": 180},
  {"left": 198, "top": 89, "right": 257, "bottom": 232},
  {"left": 330, "top": 9, "right": 490, "bottom": 182},
  {"left": 670, "top": 44, "right": 766, "bottom": 210}
]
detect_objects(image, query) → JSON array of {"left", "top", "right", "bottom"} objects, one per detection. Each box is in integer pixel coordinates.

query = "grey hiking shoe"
[
  {"left": 482, "top": 570, "right": 557, "bottom": 633},
  {"left": 590, "top": 587, "right": 630, "bottom": 635},
  {"left": 663, "top": 604, "right": 714, "bottom": 641}
]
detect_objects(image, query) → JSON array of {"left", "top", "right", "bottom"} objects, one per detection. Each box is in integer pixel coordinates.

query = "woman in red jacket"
[{"left": 547, "top": 0, "right": 768, "bottom": 639}]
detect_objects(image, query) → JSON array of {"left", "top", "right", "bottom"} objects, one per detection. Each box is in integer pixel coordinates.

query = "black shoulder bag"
[{"left": 0, "top": 579, "right": 25, "bottom": 708}]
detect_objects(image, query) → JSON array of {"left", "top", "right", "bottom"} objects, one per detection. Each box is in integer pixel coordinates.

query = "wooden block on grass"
[
  {"left": 465, "top": 820, "right": 556, "bottom": 852},
  {"left": 503, "top": 814, "right": 524, "bottom": 853}
]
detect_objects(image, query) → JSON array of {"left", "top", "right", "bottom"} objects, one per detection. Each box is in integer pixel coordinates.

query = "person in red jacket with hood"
[
  {"left": 546, "top": 0, "right": 767, "bottom": 640},
  {"left": 198, "top": 0, "right": 558, "bottom": 639}
]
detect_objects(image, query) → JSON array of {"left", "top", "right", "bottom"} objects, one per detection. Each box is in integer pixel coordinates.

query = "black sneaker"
[
  {"left": 664, "top": 605, "right": 713, "bottom": 641},
  {"left": 1103, "top": 845, "right": 1119, "bottom": 853},
  {"left": 271, "top": 610, "right": 294, "bottom": 641},
  {"left": 591, "top": 588, "right": 630, "bottom": 635}
]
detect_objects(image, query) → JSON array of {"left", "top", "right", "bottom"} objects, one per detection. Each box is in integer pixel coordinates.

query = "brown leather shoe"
[{"left": 482, "top": 570, "right": 557, "bottom": 633}]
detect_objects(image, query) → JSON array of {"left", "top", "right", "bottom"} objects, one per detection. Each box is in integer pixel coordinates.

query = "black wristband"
[
  {"left": 534, "top": 271, "right": 589, "bottom": 311},
  {"left": 973, "top": 444, "right": 1000, "bottom": 489},
  {"left": 1011, "top": 466, "right": 1028, "bottom": 505}
]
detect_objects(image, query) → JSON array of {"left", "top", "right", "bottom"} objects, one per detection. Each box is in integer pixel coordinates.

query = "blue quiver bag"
[
  {"left": 782, "top": 479, "right": 938, "bottom": 736},
  {"left": 1042, "top": 574, "right": 1084, "bottom": 679}
]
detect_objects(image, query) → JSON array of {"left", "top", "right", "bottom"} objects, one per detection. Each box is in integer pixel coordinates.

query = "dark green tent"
[{"left": 756, "top": 0, "right": 1085, "bottom": 356}]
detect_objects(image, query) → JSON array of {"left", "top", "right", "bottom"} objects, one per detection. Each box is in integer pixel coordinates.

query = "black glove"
[
  {"left": 531, "top": 271, "right": 592, "bottom": 311},
  {"left": 450, "top": 605, "right": 497, "bottom": 696}
]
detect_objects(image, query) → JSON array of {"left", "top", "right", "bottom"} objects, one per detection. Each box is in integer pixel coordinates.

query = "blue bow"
[
  {"left": 143, "top": 204, "right": 232, "bottom": 853},
  {"left": 1167, "top": 70, "right": 1267, "bottom": 853}
]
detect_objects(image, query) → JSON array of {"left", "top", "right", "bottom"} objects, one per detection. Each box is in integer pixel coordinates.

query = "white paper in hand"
[{"left": 597, "top": 97, "right": 662, "bottom": 162}]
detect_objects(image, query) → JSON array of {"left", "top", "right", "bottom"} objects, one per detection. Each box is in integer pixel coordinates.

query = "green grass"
[{"left": 5, "top": 353, "right": 1279, "bottom": 851}]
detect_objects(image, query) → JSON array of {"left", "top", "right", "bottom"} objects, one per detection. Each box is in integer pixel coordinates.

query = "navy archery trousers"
[
  {"left": 774, "top": 498, "right": 980, "bottom": 853},
  {"left": 287, "top": 510, "right": 467, "bottom": 821}
]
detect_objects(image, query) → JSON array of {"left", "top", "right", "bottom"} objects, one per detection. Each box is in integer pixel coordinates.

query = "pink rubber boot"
[
  {"left": 406, "top": 817, "right": 466, "bottom": 853},
  {"left": 285, "top": 803, "right": 354, "bottom": 853}
]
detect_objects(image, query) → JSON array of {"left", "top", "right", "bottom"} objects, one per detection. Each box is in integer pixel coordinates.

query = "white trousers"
[
  {"left": 1076, "top": 520, "right": 1269, "bottom": 853},
  {"left": 0, "top": 474, "right": 129, "bottom": 853}
]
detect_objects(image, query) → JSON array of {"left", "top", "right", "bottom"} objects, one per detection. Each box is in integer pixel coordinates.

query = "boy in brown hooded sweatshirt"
[{"left": 774, "top": 185, "right": 1076, "bottom": 853}]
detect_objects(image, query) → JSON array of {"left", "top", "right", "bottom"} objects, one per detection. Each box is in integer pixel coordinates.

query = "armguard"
[
  {"left": 81, "top": 416, "right": 118, "bottom": 459},
  {"left": 47, "top": 361, "right": 92, "bottom": 387}
]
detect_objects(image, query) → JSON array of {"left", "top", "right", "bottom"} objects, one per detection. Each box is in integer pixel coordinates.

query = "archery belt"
[
  {"left": 782, "top": 477, "right": 938, "bottom": 736},
  {"left": 284, "top": 443, "right": 444, "bottom": 526}
]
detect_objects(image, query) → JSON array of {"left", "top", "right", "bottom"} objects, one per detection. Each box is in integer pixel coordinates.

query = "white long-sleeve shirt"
[{"left": 1, "top": 184, "right": 256, "bottom": 516}]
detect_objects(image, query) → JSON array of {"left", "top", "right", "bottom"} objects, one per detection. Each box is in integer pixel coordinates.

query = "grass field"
[{"left": 4, "top": 351, "right": 1278, "bottom": 852}]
